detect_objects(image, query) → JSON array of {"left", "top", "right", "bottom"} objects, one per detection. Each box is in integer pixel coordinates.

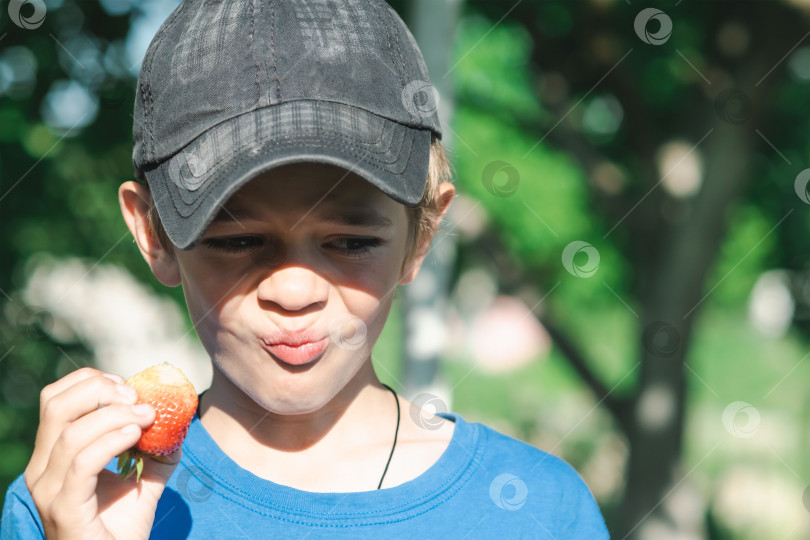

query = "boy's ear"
[
  {"left": 398, "top": 182, "right": 456, "bottom": 286},
  {"left": 118, "top": 181, "right": 182, "bottom": 287}
]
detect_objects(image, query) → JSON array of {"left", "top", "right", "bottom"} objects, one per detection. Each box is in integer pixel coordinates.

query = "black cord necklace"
[{"left": 376, "top": 382, "right": 400, "bottom": 490}]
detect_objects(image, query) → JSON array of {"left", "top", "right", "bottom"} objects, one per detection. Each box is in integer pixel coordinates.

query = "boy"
[{"left": 2, "top": 0, "right": 610, "bottom": 537}]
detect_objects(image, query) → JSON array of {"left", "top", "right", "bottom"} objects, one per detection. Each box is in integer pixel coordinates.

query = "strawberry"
[{"left": 116, "top": 362, "right": 198, "bottom": 482}]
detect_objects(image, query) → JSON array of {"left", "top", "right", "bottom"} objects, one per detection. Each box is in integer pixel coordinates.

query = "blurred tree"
[
  {"left": 0, "top": 0, "right": 143, "bottom": 512},
  {"left": 399, "top": 0, "right": 462, "bottom": 407},
  {"left": 452, "top": 0, "right": 810, "bottom": 537}
]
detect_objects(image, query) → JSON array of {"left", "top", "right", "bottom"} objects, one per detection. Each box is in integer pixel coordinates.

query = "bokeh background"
[{"left": 1, "top": 0, "right": 809, "bottom": 538}]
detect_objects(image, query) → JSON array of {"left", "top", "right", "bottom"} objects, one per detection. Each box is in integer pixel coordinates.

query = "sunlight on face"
[{"left": 172, "top": 163, "right": 411, "bottom": 414}]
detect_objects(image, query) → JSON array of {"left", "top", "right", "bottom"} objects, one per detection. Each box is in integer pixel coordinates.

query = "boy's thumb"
[{"left": 140, "top": 448, "right": 182, "bottom": 490}]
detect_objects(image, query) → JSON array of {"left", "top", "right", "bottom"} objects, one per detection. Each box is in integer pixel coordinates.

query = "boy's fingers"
[
  {"left": 44, "top": 404, "right": 155, "bottom": 489},
  {"left": 39, "top": 368, "right": 119, "bottom": 409},
  {"left": 138, "top": 449, "right": 183, "bottom": 492},
  {"left": 28, "top": 373, "right": 134, "bottom": 482},
  {"left": 58, "top": 424, "right": 144, "bottom": 507},
  {"left": 44, "top": 374, "right": 138, "bottom": 424},
  {"left": 26, "top": 368, "right": 137, "bottom": 482}
]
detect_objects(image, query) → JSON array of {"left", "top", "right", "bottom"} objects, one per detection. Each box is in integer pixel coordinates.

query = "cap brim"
[{"left": 143, "top": 100, "right": 431, "bottom": 250}]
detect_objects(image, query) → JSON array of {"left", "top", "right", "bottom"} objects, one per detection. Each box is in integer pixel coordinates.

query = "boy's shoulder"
[
  {"left": 467, "top": 413, "right": 591, "bottom": 485},
  {"left": 453, "top": 413, "right": 609, "bottom": 537}
]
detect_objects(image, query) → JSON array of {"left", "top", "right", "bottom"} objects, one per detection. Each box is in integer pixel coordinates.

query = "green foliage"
[
  {"left": 706, "top": 204, "right": 780, "bottom": 307},
  {"left": 451, "top": 19, "right": 631, "bottom": 313},
  {"left": 448, "top": 2, "right": 810, "bottom": 537}
]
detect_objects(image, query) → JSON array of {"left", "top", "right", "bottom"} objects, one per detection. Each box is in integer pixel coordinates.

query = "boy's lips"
[{"left": 259, "top": 335, "right": 329, "bottom": 366}]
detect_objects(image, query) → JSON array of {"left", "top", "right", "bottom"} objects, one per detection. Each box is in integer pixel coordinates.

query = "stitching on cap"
[
  {"left": 372, "top": 0, "right": 400, "bottom": 88},
  {"left": 269, "top": 0, "right": 281, "bottom": 101},
  {"left": 170, "top": 129, "right": 412, "bottom": 221},
  {"left": 148, "top": 84, "right": 155, "bottom": 162},
  {"left": 171, "top": 104, "right": 395, "bottom": 175},
  {"left": 374, "top": 1, "right": 413, "bottom": 125},
  {"left": 165, "top": 127, "right": 413, "bottom": 220},
  {"left": 176, "top": 116, "right": 402, "bottom": 188},
  {"left": 249, "top": 0, "right": 260, "bottom": 107},
  {"left": 142, "top": 0, "right": 188, "bottom": 162},
  {"left": 386, "top": 7, "right": 410, "bottom": 90},
  {"left": 139, "top": 80, "right": 148, "bottom": 162}
]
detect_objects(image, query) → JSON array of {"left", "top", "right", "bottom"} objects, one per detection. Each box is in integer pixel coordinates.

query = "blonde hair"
[{"left": 136, "top": 137, "right": 452, "bottom": 271}]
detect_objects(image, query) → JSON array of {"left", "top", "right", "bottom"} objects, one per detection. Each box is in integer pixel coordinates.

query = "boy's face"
[{"left": 167, "top": 163, "right": 416, "bottom": 414}]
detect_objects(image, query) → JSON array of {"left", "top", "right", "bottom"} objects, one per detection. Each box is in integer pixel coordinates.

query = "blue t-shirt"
[{"left": 2, "top": 412, "right": 610, "bottom": 538}]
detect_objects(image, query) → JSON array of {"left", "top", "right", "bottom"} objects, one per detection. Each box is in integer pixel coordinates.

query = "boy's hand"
[{"left": 24, "top": 367, "right": 181, "bottom": 540}]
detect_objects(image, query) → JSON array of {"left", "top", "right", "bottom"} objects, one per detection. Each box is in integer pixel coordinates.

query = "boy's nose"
[{"left": 256, "top": 265, "right": 328, "bottom": 313}]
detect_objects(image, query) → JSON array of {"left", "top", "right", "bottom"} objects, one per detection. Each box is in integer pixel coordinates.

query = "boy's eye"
[
  {"left": 203, "top": 236, "right": 262, "bottom": 253},
  {"left": 326, "top": 237, "right": 383, "bottom": 257},
  {"left": 202, "top": 236, "right": 383, "bottom": 257}
]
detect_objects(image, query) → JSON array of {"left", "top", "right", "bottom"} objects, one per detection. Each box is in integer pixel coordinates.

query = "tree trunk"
[
  {"left": 400, "top": 0, "right": 462, "bottom": 403},
  {"left": 617, "top": 121, "right": 755, "bottom": 538}
]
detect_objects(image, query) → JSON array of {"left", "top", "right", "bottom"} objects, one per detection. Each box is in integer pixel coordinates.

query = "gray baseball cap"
[{"left": 132, "top": 0, "right": 442, "bottom": 250}]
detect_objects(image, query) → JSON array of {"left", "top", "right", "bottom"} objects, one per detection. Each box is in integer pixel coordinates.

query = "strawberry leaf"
[
  {"left": 135, "top": 457, "right": 144, "bottom": 482},
  {"left": 117, "top": 450, "right": 138, "bottom": 482},
  {"left": 116, "top": 452, "right": 128, "bottom": 473}
]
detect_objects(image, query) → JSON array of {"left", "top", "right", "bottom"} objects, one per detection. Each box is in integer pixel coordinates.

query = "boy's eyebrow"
[
  {"left": 211, "top": 205, "right": 393, "bottom": 230},
  {"left": 211, "top": 206, "right": 261, "bottom": 224},
  {"left": 318, "top": 208, "right": 393, "bottom": 230}
]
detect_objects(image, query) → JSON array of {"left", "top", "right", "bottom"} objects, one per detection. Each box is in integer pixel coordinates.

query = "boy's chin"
[
  {"left": 250, "top": 390, "right": 335, "bottom": 417},
  {"left": 212, "top": 347, "right": 363, "bottom": 412}
]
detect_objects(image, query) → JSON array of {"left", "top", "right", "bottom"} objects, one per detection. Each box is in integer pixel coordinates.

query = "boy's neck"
[{"left": 197, "top": 361, "right": 400, "bottom": 486}]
